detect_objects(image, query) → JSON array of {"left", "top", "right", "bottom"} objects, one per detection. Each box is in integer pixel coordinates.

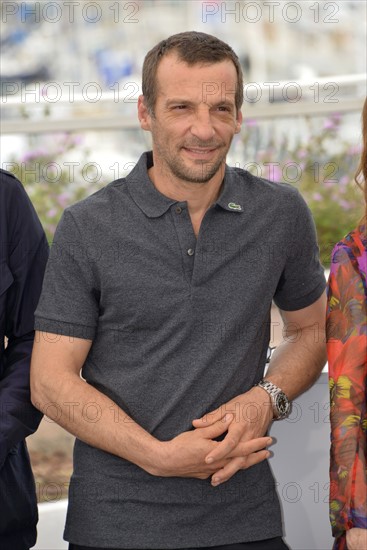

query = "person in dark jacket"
[{"left": 0, "top": 169, "right": 49, "bottom": 550}]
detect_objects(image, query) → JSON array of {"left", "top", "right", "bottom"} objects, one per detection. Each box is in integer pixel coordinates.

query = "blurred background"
[
  {"left": 0, "top": 1, "right": 366, "bottom": 547},
  {"left": 1, "top": 0, "right": 366, "bottom": 256}
]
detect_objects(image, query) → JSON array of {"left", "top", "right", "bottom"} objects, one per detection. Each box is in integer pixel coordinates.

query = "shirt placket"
[{"left": 170, "top": 202, "right": 197, "bottom": 285}]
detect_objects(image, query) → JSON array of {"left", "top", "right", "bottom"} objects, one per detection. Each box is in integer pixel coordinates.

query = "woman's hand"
[{"left": 346, "top": 527, "right": 367, "bottom": 550}]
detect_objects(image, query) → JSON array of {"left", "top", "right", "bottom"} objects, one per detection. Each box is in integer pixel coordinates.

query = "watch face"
[{"left": 275, "top": 392, "right": 290, "bottom": 417}]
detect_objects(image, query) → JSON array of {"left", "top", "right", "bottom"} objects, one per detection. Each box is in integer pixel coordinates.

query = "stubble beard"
[
  {"left": 154, "top": 138, "right": 229, "bottom": 184},
  {"left": 168, "top": 152, "right": 226, "bottom": 184},
  {"left": 150, "top": 118, "right": 231, "bottom": 184}
]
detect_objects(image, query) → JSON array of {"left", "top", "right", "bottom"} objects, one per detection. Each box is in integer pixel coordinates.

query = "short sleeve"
[
  {"left": 273, "top": 190, "right": 326, "bottom": 311},
  {"left": 34, "top": 209, "right": 99, "bottom": 340}
]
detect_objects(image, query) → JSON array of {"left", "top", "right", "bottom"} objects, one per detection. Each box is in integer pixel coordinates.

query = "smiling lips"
[{"left": 183, "top": 146, "right": 219, "bottom": 156}]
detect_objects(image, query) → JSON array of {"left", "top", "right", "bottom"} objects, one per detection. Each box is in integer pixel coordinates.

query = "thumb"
[{"left": 192, "top": 405, "right": 222, "bottom": 427}]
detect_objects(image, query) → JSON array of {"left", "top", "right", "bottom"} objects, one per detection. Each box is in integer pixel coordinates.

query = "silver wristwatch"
[{"left": 257, "top": 379, "right": 291, "bottom": 420}]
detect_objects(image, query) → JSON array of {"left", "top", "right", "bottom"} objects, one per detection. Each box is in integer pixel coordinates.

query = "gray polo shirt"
[{"left": 35, "top": 151, "right": 326, "bottom": 549}]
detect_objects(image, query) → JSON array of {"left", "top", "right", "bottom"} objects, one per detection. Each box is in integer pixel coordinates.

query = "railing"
[{"left": 1, "top": 74, "right": 365, "bottom": 134}]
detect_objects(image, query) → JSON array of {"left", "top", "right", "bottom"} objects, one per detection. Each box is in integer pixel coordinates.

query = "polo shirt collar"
[
  {"left": 126, "top": 152, "right": 177, "bottom": 218},
  {"left": 126, "top": 152, "right": 244, "bottom": 218}
]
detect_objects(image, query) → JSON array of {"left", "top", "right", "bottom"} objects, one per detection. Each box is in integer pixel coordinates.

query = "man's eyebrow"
[
  {"left": 165, "top": 98, "right": 196, "bottom": 106},
  {"left": 212, "top": 100, "right": 235, "bottom": 107},
  {"left": 164, "top": 98, "right": 235, "bottom": 108}
]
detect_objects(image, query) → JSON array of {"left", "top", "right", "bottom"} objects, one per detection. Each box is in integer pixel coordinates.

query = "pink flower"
[
  {"left": 245, "top": 118, "right": 257, "bottom": 127},
  {"left": 57, "top": 192, "right": 71, "bottom": 207},
  {"left": 324, "top": 181, "right": 334, "bottom": 189},
  {"left": 339, "top": 199, "right": 352, "bottom": 211},
  {"left": 339, "top": 175, "right": 349, "bottom": 186},
  {"left": 323, "top": 119, "right": 336, "bottom": 130},
  {"left": 323, "top": 114, "right": 341, "bottom": 130},
  {"left": 21, "top": 149, "right": 48, "bottom": 162},
  {"left": 71, "top": 135, "right": 83, "bottom": 146},
  {"left": 266, "top": 164, "right": 282, "bottom": 182},
  {"left": 348, "top": 145, "right": 362, "bottom": 155},
  {"left": 47, "top": 208, "right": 58, "bottom": 218},
  {"left": 312, "top": 192, "right": 322, "bottom": 202}
]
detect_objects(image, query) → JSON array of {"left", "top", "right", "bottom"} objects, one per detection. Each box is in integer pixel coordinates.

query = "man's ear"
[
  {"left": 138, "top": 95, "right": 152, "bottom": 131},
  {"left": 235, "top": 110, "right": 243, "bottom": 134}
]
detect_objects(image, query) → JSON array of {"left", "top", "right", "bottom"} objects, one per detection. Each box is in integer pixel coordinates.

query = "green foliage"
[{"left": 8, "top": 134, "right": 105, "bottom": 242}]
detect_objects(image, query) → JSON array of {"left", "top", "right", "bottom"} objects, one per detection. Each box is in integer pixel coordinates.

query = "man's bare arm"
[
  {"left": 30, "top": 332, "right": 271, "bottom": 479},
  {"left": 265, "top": 290, "right": 327, "bottom": 398},
  {"left": 192, "top": 292, "right": 327, "bottom": 485},
  {"left": 30, "top": 333, "right": 167, "bottom": 475}
]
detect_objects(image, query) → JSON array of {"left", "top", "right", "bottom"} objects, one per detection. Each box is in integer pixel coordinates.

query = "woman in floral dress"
[{"left": 327, "top": 98, "right": 367, "bottom": 550}]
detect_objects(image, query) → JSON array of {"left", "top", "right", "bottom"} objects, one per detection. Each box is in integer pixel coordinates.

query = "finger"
[
  {"left": 211, "top": 450, "right": 271, "bottom": 487},
  {"left": 211, "top": 457, "right": 244, "bottom": 486},
  {"left": 227, "top": 437, "right": 272, "bottom": 458},
  {"left": 244, "top": 449, "right": 271, "bottom": 469},
  {"left": 199, "top": 413, "right": 233, "bottom": 439},
  {"left": 192, "top": 406, "right": 223, "bottom": 427},
  {"left": 204, "top": 424, "right": 242, "bottom": 464}
]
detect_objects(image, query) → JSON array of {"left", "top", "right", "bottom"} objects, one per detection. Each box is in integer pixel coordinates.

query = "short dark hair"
[{"left": 142, "top": 31, "right": 243, "bottom": 115}]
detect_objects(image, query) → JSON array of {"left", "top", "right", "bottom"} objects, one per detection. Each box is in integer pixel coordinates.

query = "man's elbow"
[
  {"left": 315, "top": 329, "right": 327, "bottom": 372},
  {"left": 30, "top": 369, "right": 43, "bottom": 411},
  {"left": 30, "top": 345, "right": 47, "bottom": 411}
]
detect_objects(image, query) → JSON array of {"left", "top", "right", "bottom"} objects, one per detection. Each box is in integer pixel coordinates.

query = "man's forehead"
[
  {"left": 156, "top": 52, "right": 237, "bottom": 80},
  {"left": 155, "top": 54, "right": 237, "bottom": 101}
]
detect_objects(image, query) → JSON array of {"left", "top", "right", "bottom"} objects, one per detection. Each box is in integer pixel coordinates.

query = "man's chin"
[
  {"left": 173, "top": 159, "right": 224, "bottom": 184},
  {"left": 174, "top": 168, "right": 220, "bottom": 184}
]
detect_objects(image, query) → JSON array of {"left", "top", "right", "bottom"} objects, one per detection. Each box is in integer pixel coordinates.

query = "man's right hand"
[{"left": 153, "top": 414, "right": 272, "bottom": 479}]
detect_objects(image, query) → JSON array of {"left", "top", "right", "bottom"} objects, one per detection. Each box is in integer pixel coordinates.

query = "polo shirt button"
[
  {"left": 175, "top": 206, "right": 182, "bottom": 214},
  {"left": 187, "top": 248, "right": 195, "bottom": 256}
]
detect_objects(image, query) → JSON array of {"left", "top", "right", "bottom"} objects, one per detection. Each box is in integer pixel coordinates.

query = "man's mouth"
[{"left": 182, "top": 147, "right": 217, "bottom": 156}]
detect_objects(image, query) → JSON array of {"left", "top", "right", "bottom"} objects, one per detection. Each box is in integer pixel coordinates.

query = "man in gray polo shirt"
[{"left": 31, "top": 32, "right": 326, "bottom": 550}]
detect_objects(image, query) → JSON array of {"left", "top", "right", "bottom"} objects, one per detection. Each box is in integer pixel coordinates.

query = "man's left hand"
[{"left": 192, "top": 386, "right": 274, "bottom": 486}]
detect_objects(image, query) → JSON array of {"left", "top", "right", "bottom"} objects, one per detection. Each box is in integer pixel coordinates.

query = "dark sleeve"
[
  {"left": 0, "top": 171, "right": 49, "bottom": 469},
  {"left": 34, "top": 209, "right": 99, "bottom": 340},
  {"left": 273, "top": 189, "right": 326, "bottom": 311}
]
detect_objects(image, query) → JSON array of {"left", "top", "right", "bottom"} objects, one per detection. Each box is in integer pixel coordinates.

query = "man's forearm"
[
  {"left": 31, "top": 372, "right": 165, "bottom": 476},
  {"left": 31, "top": 371, "right": 248, "bottom": 481},
  {"left": 265, "top": 324, "right": 327, "bottom": 400}
]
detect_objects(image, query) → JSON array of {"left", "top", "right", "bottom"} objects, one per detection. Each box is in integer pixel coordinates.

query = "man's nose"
[{"left": 190, "top": 108, "right": 215, "bottom": 141}]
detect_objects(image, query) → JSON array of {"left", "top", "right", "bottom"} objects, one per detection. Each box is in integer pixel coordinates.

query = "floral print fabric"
[{"left": 326, "top": 225, "right": 367, "bottom": 549}]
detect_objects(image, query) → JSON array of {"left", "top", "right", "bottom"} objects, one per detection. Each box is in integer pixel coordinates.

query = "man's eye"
[
  {"left": 218, "top": 106, "right": 231, "bottom": 112},
  {"left": 173, "top": 105, "right": 187, "bottom": 110}
]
